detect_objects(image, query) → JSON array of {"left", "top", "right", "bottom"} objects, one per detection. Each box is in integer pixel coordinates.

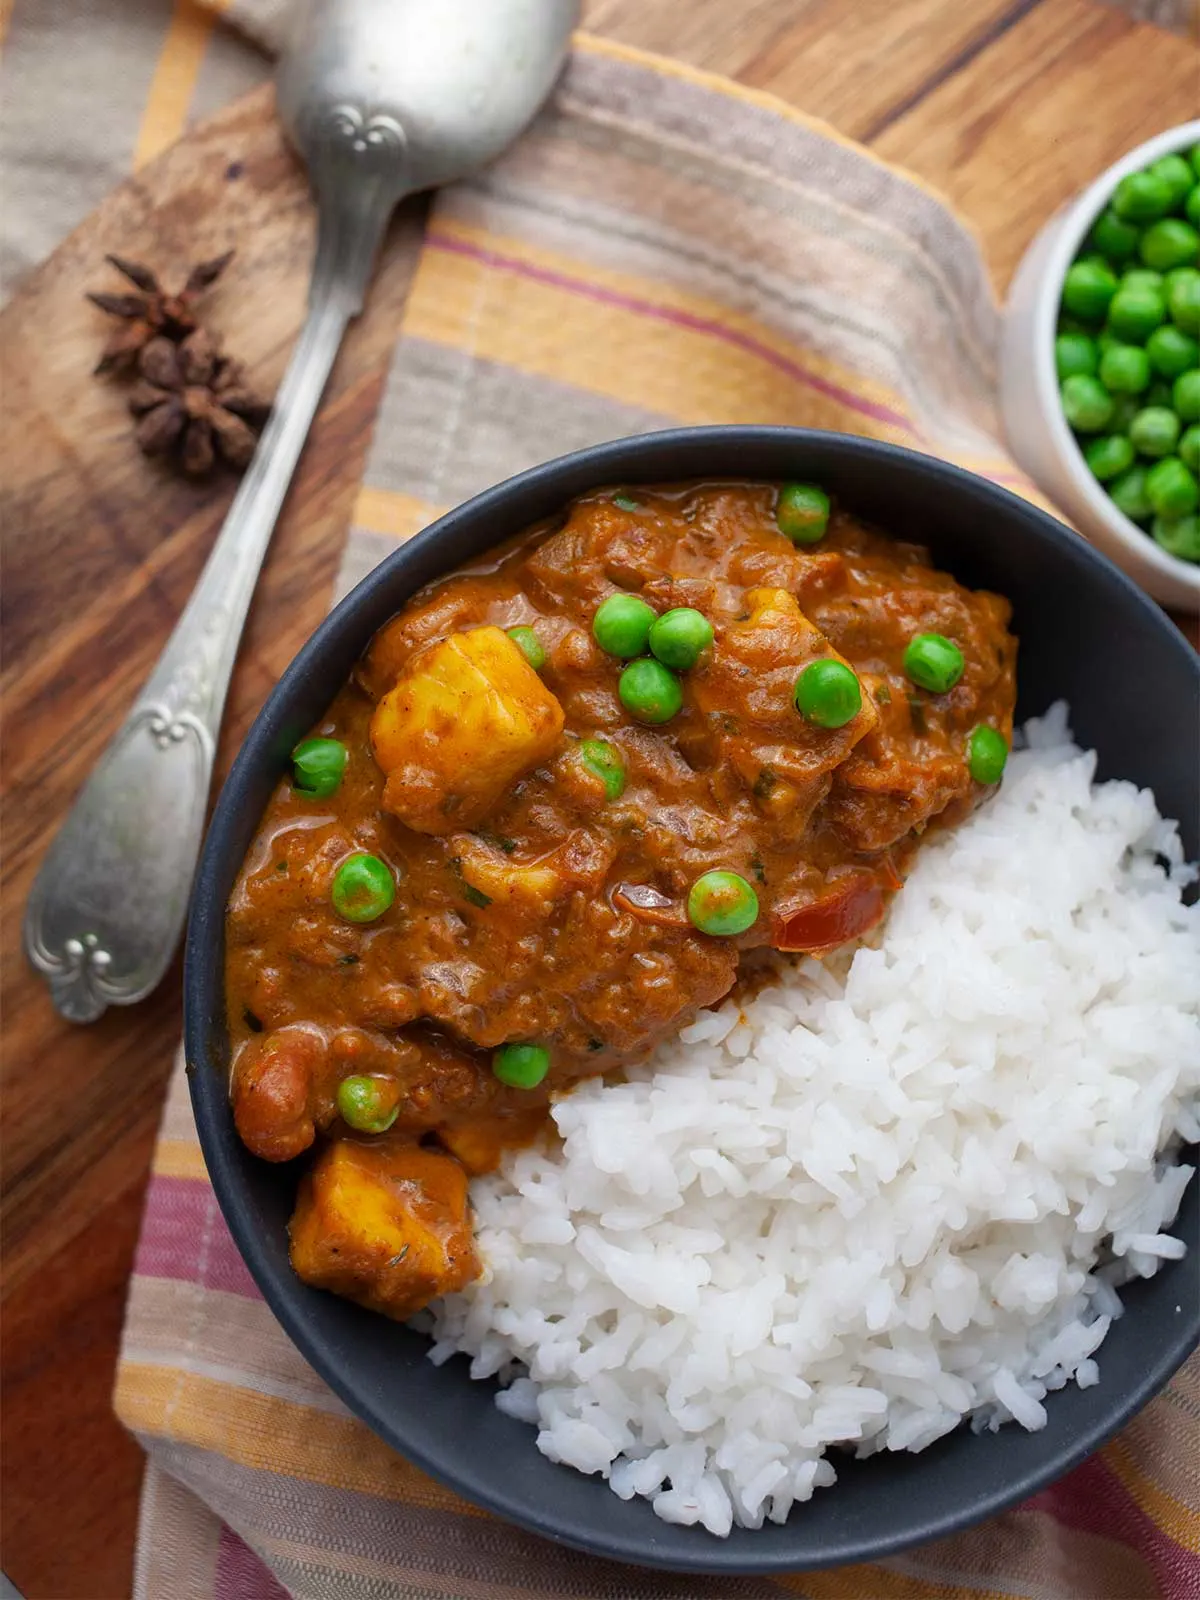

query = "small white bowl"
[{"left": 1001, "top": 122, "right": 1200, "bottom": 612}]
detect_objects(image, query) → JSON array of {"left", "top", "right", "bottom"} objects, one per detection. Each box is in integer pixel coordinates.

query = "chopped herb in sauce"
[
  {"left": 449, "top": 856, "right": 493, "bottom": 908},
  {"left": 587, "top": 1037, "right": 604, "bottom": 1052},
  {"left": 908, "top": 693, "right": 928, "bottom": 734},
  {"left": 750, "top": 854, "right": 767, "bottom": 885},
  {"left": 753, "top": 766, "right": 778, "bottom": 800},
  {"left": 337, "top": 953, "right": 360, "bottom": 966},
  {"left": 474, "top": 830, "right": 517, "bottom": 854},
  {"left": 613, "top": 493, "right": 640, "bottom": 512},
  {"left": 875, "top": 682, "right": 892, "bottom": 705},
  {"left": 274, "top": 860, "right": 288, "bottom": 873}
]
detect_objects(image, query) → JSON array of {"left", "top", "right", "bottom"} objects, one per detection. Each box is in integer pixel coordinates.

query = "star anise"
[
  {"left": 87, "top": 251, "right": 234, "bottom": 376},
  {"left": 129, "top": 330, "right": 269, "bottom": 475}
]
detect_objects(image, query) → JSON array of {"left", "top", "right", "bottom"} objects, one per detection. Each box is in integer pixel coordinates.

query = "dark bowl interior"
[{"left": 186, "top": 427, "right": 1200, "bottom": 1575}]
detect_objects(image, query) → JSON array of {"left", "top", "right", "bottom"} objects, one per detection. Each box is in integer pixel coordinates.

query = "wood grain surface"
[{"left": 2, "top": 3, "right": 1197, "bottom": 1595}]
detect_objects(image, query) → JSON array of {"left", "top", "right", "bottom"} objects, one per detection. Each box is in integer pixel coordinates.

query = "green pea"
[
  {"left": 578, "top": 738, "right": 626, "bottom": 801},
  {"left": 1146, "top": 456, "right": 1200, "bottom": 520},
  {"left": 1129, "top": 406, "right": 1181, "bottom": 458},
  {"left": 1188, "top": 187, "right": 1200, "bottom": 230},
  {"left": 493, "top": 1042, "right": 550, "bottom": 1089},
  {"left": 1150, "top": 154, "right": 1196, "bottom": 211},
  {"left": 1140, "top": 219, "right": 1200, "bottom": 274},
  {"left": 686, "top": 870, "right": 759, "bottom": 937},
  {"left": 967, "top": 724, "right": 1008, "bottom": 785},
  {"left": 648, "top": 607, "right": 714, "bottom": 670},
  {"left": 1098, "top": 342, "right": 1150, "bottom": 395},
  {"left": 331, "top": 853, "right": 395, "bottom": 923},
  {"left": 1060, "top": 373, "right": 1114, "bottom": 433},
  {"left": 1109, "top": 465, "right": 1153, "bottom": 523},
  {"left": 506, "top": 625, "right": 546, "bottom": 671},
  {"left": 618, "top": 658, "right": 683, "bottom": 724},
  {"left": 1120, "top": 268, "right": 1164, "bottom": 294},
  {"left": 776, "top": 483, "right": 831, "bottom": 544},
  {"left": 1111, "top": 170, "right": 1172, "bottom": 222},
  {"left": 1084, "top": 434, "right": 1136, "bottom": 482},
  {"left": 291, "top": 737, "right": 348, "bottom": 799},
  {"left": 1107, "top": 285, "right": 1166, "bottom": 343},
  {"left": 1061, "top": 258, "right": 1118, "bottom": 321},
  {"left": 1179, "top": 423, "right": 1200, "bottom": 474},
  {"left": 1192, "top": 146, "right": 1200, "bottom": 180},
  {"left": 1146, "top": 323, "right": 1200, "bottom": 379},
  {"left": 336, "top": 1076, "right": 399, "bottom": 1134},
  {"left": 794, "top": 659, "right": 862, "bottom": 728},
  {"left": 903, "top": 632, "right": 965, "bottom": 694},
  {"left": 1088, "top": 208, "right": 1141, "bottom": 263},
  {"left": 1055, "top": 331, "right": 1099, "bottom": 380},
  {"left": 592, "top": 593, "right": 656, "bottom": 658},
  {"left": 1152, "top": 512, "right": 1200, "bottom": 562},
  {"left": 1166, "top": 266, "right": 1200, "bottom": 333}
]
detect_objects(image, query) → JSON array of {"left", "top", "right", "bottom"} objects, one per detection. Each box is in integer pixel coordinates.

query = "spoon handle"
[{"left": 23, "top": 137, "right": 400, "bottom": 1023}]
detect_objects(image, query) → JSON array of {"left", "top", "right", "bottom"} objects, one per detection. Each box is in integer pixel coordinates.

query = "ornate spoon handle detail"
[{"left": 24, "top": 106, "right": 409, "bottom": 1022}]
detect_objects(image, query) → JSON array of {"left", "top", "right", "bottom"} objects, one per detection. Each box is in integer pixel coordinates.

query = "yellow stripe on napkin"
[
  {"left": 407, "top": 220, "right": 917, "bottom": 443},
  {"left": 134, "top": 0, "right": 234, "bottom": 168},
  {"left": 1102, "top": 1436, "right": 1200, "bottom": 1554},
  {"left": 352, "top": 489, "right": 444, "bottom": 542},
  {"left": 152, "top": 1139, "right": 212, "bottom": 1182},
  {"left": 117, "top": 1362, "right": 488, "bottom": 1515}
]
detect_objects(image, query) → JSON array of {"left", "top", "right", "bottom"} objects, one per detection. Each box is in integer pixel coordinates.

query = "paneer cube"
[
  {"left": 289, "top": 1139, "right": 479, "bottom": 1320},
  {"left": 370, "top": 626, "right": 564, "bottom": 834}
]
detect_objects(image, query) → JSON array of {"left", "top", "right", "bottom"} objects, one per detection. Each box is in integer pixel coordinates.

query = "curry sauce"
[{"left": 225, "top": 482, "right": 1017, "bottom": 1319}]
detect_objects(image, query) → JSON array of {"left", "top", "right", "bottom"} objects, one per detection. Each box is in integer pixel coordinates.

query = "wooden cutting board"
[{"left": 2, "top": 2, "right": 1197, "bottom": 1594}]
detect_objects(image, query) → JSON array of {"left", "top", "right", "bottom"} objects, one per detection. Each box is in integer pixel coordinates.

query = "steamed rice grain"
[{"left": 426, "top": 707, "right": 1200, "bottom": 1534}]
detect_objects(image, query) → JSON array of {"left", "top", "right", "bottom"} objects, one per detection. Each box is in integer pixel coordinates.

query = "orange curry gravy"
[{"left": 226, "top": 482, "right": 1017, "bottom": 1319}]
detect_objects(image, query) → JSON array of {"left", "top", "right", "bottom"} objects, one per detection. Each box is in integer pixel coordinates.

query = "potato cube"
[
  {"left": 436, "top": 1108, "right": 548, "bottom": 1176},
  {"left": 370, "top": 626, "right": 564, "bottom": 833},
  {"left": 451, "top": 834, "right": 564, "bottom": 910},
  {"left": 289, "top": 1139, "right": 479, "bottom": 1320}
]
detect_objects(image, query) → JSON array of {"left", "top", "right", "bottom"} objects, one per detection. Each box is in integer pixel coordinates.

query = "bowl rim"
[
  {"left": 187, "top": 425, "right": 1200, "bottom": 1573},
  {"left": 1031, "top": 120, "right": 1200, "bottom": 596}
]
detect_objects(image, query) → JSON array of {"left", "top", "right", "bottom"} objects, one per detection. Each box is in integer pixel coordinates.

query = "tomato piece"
[{"left": 772, "top": 875, "right": 887, "bottom": 954}]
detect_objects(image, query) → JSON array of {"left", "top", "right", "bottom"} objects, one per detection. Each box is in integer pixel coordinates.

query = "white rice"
[{"left": 424, "top": 705, "right": 1200, "bottom": 1536}]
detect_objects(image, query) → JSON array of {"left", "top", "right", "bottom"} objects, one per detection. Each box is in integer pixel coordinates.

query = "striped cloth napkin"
[{"left": 2, "top": 3, "right": 1197, "bottom": 1596}]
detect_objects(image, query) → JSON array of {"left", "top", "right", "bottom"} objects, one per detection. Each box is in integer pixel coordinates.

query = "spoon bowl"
[{"left": 277, "top": 0, "right": 580, "bottom": 194}]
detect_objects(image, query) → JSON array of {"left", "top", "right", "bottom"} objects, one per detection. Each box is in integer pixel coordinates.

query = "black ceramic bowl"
[{"left": 186, "top": 428, "right": 1200, "bottom": 1575}]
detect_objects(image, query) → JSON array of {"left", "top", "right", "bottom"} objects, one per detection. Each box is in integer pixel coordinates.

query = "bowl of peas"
[{"left": 1001, "top": 122, "right": 1200, "bottom": 610}]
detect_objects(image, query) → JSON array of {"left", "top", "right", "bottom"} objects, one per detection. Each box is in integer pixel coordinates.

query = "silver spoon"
[{"left": 24, "top": 0, "right": 579, "bottom": 1022}]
